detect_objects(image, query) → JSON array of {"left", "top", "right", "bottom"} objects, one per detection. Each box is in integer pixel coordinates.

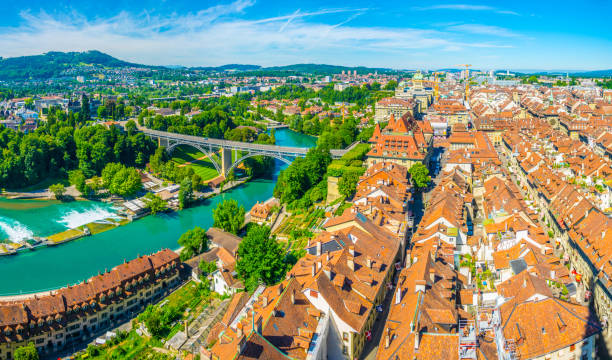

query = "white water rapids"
[
  {"left": 0, "top": 216, "right": 34, "bottom": 243},
  {"left": 56, "top": 205, "right": 119, "bottom": 229}
]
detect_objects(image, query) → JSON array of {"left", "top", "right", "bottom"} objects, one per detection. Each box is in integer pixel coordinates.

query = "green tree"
[
  {"left": 97, "top": 105, "right": 107, "bottom": 119},
  {"left": 409, "top": 163, "right": 431, "bottom": 189},
  {"left": 338, "top": 172, "right": 360, "bottom": 198},
  {"left": 178, "top": 177, "right": 194, "bottom": 209},
  {"left": 68, "top": 169, "right": 87, "bottom": 194},
  {"left": 49, "top": 183, "right": 66, "bottom": 199},
  {"left": 80, "top": 95, "right": 90, "bottom": 122},
  {"left": 384, "top": 80, "right": 398, "bottom": 90},
  {"left": 212, "top": 199, "right": 245, "bottom": 234},
  {"left": 144, "top": 192, "right": 167, "bottom": 215},
  {"left": 102, "top": 163, "right": 142, "bottom": 197},
  {"left": 14, "top": 343, "right": 39, "bottom": 360},
  {"left": 178, "top": 226, "right": 209, "bottom": 260},
  {"left": 199, "top": 259, "right": 217, "bottom": 276},
  {"left": 125, "top": 119, "right": 137, "bottom": 136},
  {"left": 523, "top": 75, "right": 539, "bottom": 84},
  {"left": 236, "top": 225, "right": 286, "bottom": 291}
]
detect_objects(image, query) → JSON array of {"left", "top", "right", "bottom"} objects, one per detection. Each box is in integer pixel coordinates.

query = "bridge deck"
[{"left": 142, "top": 128, "right": 348, "bottom": 158}]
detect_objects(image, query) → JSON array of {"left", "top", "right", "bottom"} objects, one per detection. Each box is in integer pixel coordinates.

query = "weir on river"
[{"left": 0, "top": 129, "right": 316, "bottom": 295}]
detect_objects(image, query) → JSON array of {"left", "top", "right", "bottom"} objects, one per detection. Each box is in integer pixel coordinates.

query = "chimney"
[
  {"left": 311, "top": 263, "right": 316, "bottom": 277},
  {"left": 414, "top": 330, "right": 421, "bottom": 350},
  {"left": 385, "top": 333, "right": 390, "bottom": 349},
  {"left": 366, "top": 257, "right": 372, "bottom": 269},
  {"left": 316, "top": 241, "right": 322, "bottom": 256},
  {"left": 291, "top": 290, "right": 295, "bottom": 305},
  {"left": 349, "top": 245, "right": 355, "bottom": 256},
  {"left": 262, "top": 296, "right": 268, "bottom": 307},
  {"left": 317, "top": 261, "right": 322, "bottom": 270},
  {"left": 395, "top": 287, "right": 402, "bottom": 305},
  {"left": 185, "top": 321, "right": 189, "bottom": 337},
  {"left": 347, "top": 255, "right": 355, "bottom": 271},
  {"left": 325, "top": 251, "right": 330, "bottom": 262}
]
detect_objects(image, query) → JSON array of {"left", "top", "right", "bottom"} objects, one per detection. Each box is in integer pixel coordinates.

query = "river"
[{"left": 0, "top": 129, "right": 316, "bottom": 295}]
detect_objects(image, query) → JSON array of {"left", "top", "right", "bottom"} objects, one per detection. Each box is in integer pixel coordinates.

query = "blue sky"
[{"left": 0, "top": 0, "right": 610, "bottom": 70}]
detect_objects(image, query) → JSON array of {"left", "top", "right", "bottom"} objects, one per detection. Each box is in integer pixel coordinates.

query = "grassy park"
[
  {"left": 171, "top": 145, "right": 242, "bottom": 182},
  {"left": 170, "top": 145, "right": 220, "bottom": 181}
]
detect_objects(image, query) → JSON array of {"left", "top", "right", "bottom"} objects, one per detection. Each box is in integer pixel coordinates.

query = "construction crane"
[{"left": 455, "top": 64, "right": 473, "bottom": 101}]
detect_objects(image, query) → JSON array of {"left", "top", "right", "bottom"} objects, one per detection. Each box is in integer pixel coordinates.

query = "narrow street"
[{"left": 360, "top": 146, "right": 446, "bottom": 360}]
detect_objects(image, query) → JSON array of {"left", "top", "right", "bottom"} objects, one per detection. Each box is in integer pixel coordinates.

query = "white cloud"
[
  {"left": 0, "top": 1, "right": 515, "bottom": 68},
  {"left": 413, "top": 4, "right": 520, "bottom": 16},
  {"left": 447, "top": 24, "right": 521, "bottom": 37}
]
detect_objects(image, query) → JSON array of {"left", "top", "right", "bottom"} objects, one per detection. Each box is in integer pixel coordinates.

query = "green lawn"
[
  {"left": 170, "top": 145, "right": 220, "bottom": 181},
  {"left": 171, "top": 145, "right": 243, "bottom": 182}
]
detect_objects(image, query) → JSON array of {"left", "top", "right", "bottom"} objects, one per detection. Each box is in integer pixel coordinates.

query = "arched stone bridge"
[{"left": 141, "top": 128, "right": 351, "bottom": 177}]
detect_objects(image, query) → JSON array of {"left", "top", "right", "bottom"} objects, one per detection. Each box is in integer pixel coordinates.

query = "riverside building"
[{"left": 0, "top": 249, "right": 180, "bottom": 360}]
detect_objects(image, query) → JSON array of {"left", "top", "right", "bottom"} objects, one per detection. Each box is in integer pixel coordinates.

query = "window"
[
  {"left": 36, "top": 338, "right": 44, "bottom": 344},
  {"left": 56, "top": 334, "right": 62, "bottom": 339},
  {"left": 570, "top": 344, "right": 576, "bottom": 352},
  {"left": 343, "top": 332, "right": 349, "bottom": 341}
]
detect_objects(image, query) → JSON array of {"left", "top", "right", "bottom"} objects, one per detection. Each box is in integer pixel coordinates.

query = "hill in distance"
[
  {"left": 0, "top": 50, "right": 162, "bottom": 80},
  {"left": 2, "top": 51, "right": 610, "bottom": 80}
]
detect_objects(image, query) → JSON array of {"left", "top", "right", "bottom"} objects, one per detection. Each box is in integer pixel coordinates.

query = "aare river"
[{"left": 0, "top": 129, "right": 316, "bottom": 295}]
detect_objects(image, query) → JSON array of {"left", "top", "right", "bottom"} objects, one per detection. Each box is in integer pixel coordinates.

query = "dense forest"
[{"left": 0, "top": 103, "right": 156, "bottom": 189}]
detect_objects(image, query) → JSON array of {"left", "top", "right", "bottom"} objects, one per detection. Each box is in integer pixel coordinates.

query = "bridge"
[{"left": 141, "top": 128, "right": 351, "bottom": 177}]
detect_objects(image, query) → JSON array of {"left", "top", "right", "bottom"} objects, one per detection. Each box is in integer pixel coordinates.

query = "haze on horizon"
[{"left": 0, "top": 0, "right": 610, "bottom": 71}]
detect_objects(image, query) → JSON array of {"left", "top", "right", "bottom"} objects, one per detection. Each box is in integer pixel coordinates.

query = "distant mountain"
[
  {"left": 263, "top": 63, "right": 393, "bottom": 74},
  {"left": 570, "top": 69, "right": 612, "bottom": 77},
  {"left": 191, "top": 64, "right": 262, "bottom": 72},
  {"left": 0, "top": 50, "right": 157, "bottom": 80}
]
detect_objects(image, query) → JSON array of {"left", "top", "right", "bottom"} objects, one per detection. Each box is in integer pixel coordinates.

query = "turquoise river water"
[{"left": 0, "top": 129, "right": 316, "bottom": 295}]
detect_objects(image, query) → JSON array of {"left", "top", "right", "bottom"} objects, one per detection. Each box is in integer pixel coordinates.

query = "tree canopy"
[
  {"left": 274, "top": 146, "right": 331, "bottom": 205},
  {"left": 178, "top": 177, "right": 194, "bottom": 210},
  {"left": 236, "top": 225, "right": 287, "bottom": 292},
  {"left": 177, "top": 226, "right": 209, "bottom": 260},
  {"left": 101, "top": 163, "right": 142, "bottom": 197},
  {"left": 409, "top": 163, "right": 431, "bottom": 189},
  {"left": 48, "top": 183, "right": 66, "bottom": 199},
  {"left": 212, "top": 199, "right": 245, "bottom": 234},
  {"left": 144, "top": 192, "right": 167, "bottom": 215},
  {"left": 14, "top": 343, "right": 39, "bottom": 360}
]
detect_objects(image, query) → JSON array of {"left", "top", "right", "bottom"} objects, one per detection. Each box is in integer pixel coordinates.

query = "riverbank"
[
  {"left": 0, "top": 128, "right": 317, "bottom": 295},
  {"left": 0, "top": 176, "right": 250, "bottom": 256},
  {"left": 2, "top": 184, "right": 84, "bottom": 200}
]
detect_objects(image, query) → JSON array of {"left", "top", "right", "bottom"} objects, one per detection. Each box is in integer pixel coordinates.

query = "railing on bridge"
[{"left": 141, "top": 128, "right": 355, "bottom": 176}]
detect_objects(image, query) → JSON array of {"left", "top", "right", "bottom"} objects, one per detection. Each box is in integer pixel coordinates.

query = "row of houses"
[
  {"left": 0, "top": 249, "right": 181, "bottom": 359},
  {"left": 375, "top": 136, "right": 603, "bottom": 359},
  {"left": 501, "top": 122, "right": 612, "bottom": 345},
  {"left": 189, "top": 160, "right": 415, "bottom": 360}
]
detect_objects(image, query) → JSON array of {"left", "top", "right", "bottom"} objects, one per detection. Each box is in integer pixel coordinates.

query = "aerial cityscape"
[{"left": 0, "top": 1, "right": 610, "bottom": 359}]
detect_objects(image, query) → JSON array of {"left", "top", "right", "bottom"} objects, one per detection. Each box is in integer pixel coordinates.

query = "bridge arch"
[
  {"left": 165, "top": 142, "right": 222, "bottom": 175},
  {"left": 224, "top": 152, "right": 294, "bottom": 177}
]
